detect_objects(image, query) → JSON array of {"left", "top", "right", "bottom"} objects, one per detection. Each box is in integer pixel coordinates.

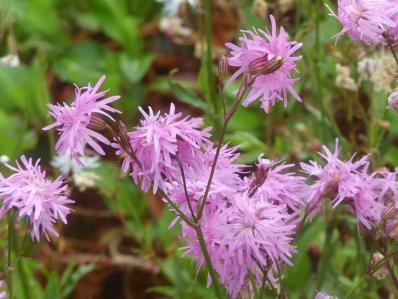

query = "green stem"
[
  {"left": 195, "top": 225, "right": 223, "bottom": 298},
  {"left": 316, "top": 215, "right": 334, "bottom": 290},
  {"left": 203, "top": 0, "right": 220, "bottom": 122},
  {"left": 7, "top": 213, "right": 14, "bottom": 299},
  {"left": 344, "top": 250, "right": 398, "bottom": 298}
]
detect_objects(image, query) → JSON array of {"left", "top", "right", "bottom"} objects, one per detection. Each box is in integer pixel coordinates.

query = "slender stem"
[
  {"left": 12, "top": 230, "right": 28, "bottom": 271},
  {"left": 203, "top": 0, "right": 219, "bottom": 119},
  {"left": 276, "top": 263, "right": 285, "bottom": 299},
  {"left": 218, "top": 83, "right": 227, "bottom": 117},
  {"left": 195, "top": 225, "right": 223, "bottom": 298},
  {"left": 176, "top": 154, "right": 197, "bottom": 222},
  {"left": 197, "top": 120, "right": 228, "bottom": 220},
  {"left": 316, "top": 214, "right": 334, "bottom": 290},
  {"left": 385, "top": 36, "right": 398, "bottom": 66},
  {"left": 158, "top": 189, "right": 196, "bottom": 228},
  {"left": 197, "top": 77, "right": 249, "bottom": 220},
  {"left": 386, "top": 262, "right": 398, "bottom": 291},
  {"left": 7, "top": 213, "right": 13, "bottom": 299},
  {"left": 344, "top": 250, "right": 398, "bottom": 298}
]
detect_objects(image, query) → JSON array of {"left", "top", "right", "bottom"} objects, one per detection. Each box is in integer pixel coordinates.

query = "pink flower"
[
  {"left": 0, "top": 279, "right": 5, "bottom": 299},
  {"left": 326, "top": 0, "right": 398, "bottom": 44},
  {"left": 114, "top": 103, "right": 212, "bottom": 193},
  {"left": 314, "top": 292, "right": 337, "bottom": 299},
  {"left": 246, "top": 155, "right": 305, "bottom": 213},
  {"left": 226, "top": 15, "right": 302, "bottom": 113},
  {"left": 43, "top": 76, "right": 121, "bottom": 163},
  {"left": 219, "top": 191, "right": 297, "bottom": 297},
  {"left": 0, "top": 156, "right": 73, "bottom": 241},
  {"left": 301, "top": 140, "right": 384, "bottom": 228},
  {"left": 388, "top": 89, "right": 398, "bottom": 113}
]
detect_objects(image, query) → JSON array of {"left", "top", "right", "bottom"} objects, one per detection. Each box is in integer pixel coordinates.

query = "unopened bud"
[
  {"left": 388, "top": 89, "right": 398, "bottom": 113},
  {"left": 117, "top": 121, "right": 133, "bottom": 155},
  {"left": 382, "top": 203, "right": 397, "bottom": 221},
  {"left": 218, "top": 55, "right": 229, "bottom": 81},
  {"left": 249, "top": 54, "right": 284, "bottom": 77},
  {"left": 89, "top": 115, "right": 108, "bottom": 131},
  {"left": 248, "top": 159, "right": 271, "bottom": 197}
]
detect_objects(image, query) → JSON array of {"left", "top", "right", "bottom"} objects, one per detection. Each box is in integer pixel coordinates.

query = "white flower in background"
[
  {"left": 357, "top": 52, "right": 397, "bottom": 92},
  {"left": 157, "top": 0, "right": 198, "bottom": 16},
  {"left": 335, "top": 64, "right": 358, "bottom": 91},
  {"left": 159, "top": 16, "right": 192, "bottom": 37},
  {"left": 370, "top": 252, "right": 388, "bottom": 280},
  {"left": 253, "top": 0, "right": 268, "bottom": 19},
  {"left": 51, "top": 151, "right": 100, "bottom": 191},
  {"left": 278, "top": 0, "right": 296, "bottom": 13},
  {"left": 0, "top": 155, "right": 10, "bottom": 164},
  {"left": 73, "top": 171, "right": 100, "bottom": 192},
  {"left": 51, "top": 151, "right": 99, "bottom": 175},
  {"left": 0, "top": 54, "right": 20, "bottom": 67}
]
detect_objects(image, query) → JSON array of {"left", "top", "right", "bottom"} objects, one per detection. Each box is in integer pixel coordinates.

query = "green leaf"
[
  {"left": 60, "top": 263, "right": 95, "bottom": 298},
  {"left": 120, "top": 53, "right": 155, "bottom": 83},
  {"left": 44, "top": 272, "right": 60, "bottom": 299},
  {"left": 169, "top": 79, "right": 209, "bottom": 111}
]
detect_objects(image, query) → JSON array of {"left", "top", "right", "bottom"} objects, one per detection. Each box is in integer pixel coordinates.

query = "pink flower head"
[
  {"left": 43, "top": 75, "right": 121, "bottom": 163},
  {"left": 180, "top": 209, "right": 226, "bottom": 285},
  {"left": 0, "top": 156, "right": 74, "bottom": 241},
  {"left": 246, "top": 155, "right": 305, "bottom": 213},
  {"left": 219, "top": 191, "right": 297, "bottom": 297},
  {"left": 0, "top": 279, "right": 5, "bottom": 299},
  {"left": 314, "top": 292, "right": 337, "bottom": 299},
  {"left": 226, "top": 15, "right": 302, "bottom": 113},
  {"left": 388, "top": 89, "right": 398, "bottom": 113},
  {"left": 301, "top": 140, "right": 383, "bottom": 228},
  {"left": 326, "top": 0, "right": 398, "bottom": 44},
  {"left": 115, "top": 103, "right": 212, "bottom": 193}
]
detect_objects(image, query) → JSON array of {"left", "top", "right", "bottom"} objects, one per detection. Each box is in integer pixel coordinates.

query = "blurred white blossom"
[
  {"left": 157, "top": 0, "right": 197, "bottom": 15},
  {"left": 159, "top": 16, "right": 192, "bottom": 37},
  {"left": 357, "top": 52, "right": 397, "bottom": 92},
  {"left": 73, "top": 171, "right": 100, "bottom": 192},
  {"left": 51, "top": 152, "right": 100, "bottom": 191},
  {"left": 51, "top": 151, "right": 99, "bottom": 175},
  {"left": 0, "top": 54, "right": 20, "bottom": 67},
  {"left": 335, "top": 64, "right": 358, "bottom": 91},
  {"left": 0, "top": 155, "right": 10, "bottom": 164}
]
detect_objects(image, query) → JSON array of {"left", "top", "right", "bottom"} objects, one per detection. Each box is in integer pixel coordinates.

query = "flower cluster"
[
  {"left": 226, "top": 15, "right": 302, "bottom": 113},
  {"left": 301, "top": 140, "right": 386, "bottom": 228},
  {"left": 179, "top": 156, "right": 304, "bottom": 298},
  {"left": 43, "top": 75, "right": 121, "bottom": 164},
  {"left": 108, "top": 99, "right": 398, "bottom": 296},
  {"left": 113, "top": 103, "right": 212, "bottom": 193},
  {"left": 326, "top": 0, "right": 398, "bottom": 44},
  {"left": 0, "top": 156, "right": 73, "bottom": 241}
]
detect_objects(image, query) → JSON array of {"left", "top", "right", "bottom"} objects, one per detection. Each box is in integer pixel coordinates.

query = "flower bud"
[
  {"left": 88, "top": 115, "right": 108, "bottom": 131},
  {"left": 382, "top": 203, "right": 397, "bottom": 221},
  {"left": 248, "top": 159, "right": 271, "bottom": 197},
  {"left": 218, "top": 55, "right": 229, "bottom": 81},
  {"left": 117, "top": 121, "right": 133, "bottom": 156},
  {"left": 249, "top": 54, "right": 284, "bottom": 77},
  {"left": 388, "top": 89, "right": 398, "bottom": 113}
]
